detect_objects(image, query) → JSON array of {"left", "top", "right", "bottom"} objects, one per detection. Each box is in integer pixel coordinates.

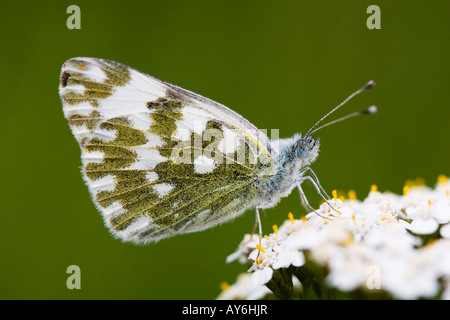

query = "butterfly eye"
[{"left": 293, "top": 139, "right": 307, "bottom": 157}]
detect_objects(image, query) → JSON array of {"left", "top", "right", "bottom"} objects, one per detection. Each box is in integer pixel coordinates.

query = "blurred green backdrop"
[{"left": 1, "top": 0, "right": 449, "bottom": 299}]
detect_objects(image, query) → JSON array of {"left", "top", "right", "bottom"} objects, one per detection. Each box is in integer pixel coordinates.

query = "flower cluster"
[{"left": 219, "top": 176, "right": 450, "bottom": 300}]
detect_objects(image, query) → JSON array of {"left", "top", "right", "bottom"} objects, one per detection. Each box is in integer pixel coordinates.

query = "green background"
[{"left": 1, "top": 1, "right": 449, "bottom": 299}]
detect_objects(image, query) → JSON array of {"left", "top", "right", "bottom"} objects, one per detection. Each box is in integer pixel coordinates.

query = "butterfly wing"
[{"left": 59, "top": 57, "right": 275, "bottom": 243}]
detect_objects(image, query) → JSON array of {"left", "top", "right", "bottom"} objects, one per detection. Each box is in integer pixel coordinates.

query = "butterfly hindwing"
[{"left": 59, "top": 57, "right": 275, "bottom": 243}]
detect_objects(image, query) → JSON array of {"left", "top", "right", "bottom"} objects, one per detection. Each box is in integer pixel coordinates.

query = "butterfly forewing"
[{"left": 59, "top": 57, "right": 275, "bottom": 243}]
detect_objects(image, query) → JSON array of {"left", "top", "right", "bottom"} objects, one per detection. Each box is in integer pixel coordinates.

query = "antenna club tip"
[
  {"left": 364, "top": 105, "right": 378, "bottom": 114},
  {"left": 364, "top": 80, "right": 376, "bottom": 90}
]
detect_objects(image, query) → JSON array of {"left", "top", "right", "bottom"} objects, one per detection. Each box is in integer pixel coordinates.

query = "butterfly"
[{"left": 59, "top": 57, "right": 375, "bottom": 244}]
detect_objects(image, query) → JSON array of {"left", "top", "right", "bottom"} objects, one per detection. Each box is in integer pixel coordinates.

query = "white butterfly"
[{"left": 59, "top": 57, "right": 375, "bottom": 244}]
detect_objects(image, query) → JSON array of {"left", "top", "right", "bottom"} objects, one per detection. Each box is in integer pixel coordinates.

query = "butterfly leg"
[
  {"left": 296, "top": 176, "right": 338, "bottom": 217},
  {"left": 296, "top": 178, "right": 318, "bottom": 213},
  {"left": 298, "top": 166, "right": 331, "bottom": 200},
  {"left": 253, "top": 202, "right": 271, "bottom": 261},
  {"left": 251, "top": 212, "right": 258, "bottom": 239}
]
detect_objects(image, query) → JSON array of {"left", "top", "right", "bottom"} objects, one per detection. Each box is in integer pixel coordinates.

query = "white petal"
[
  {"left": 250, "top": 267, "right": 273, "bottom": 286},
  {"left": 435, "top": 199, "right": 450, "bottom": 223},
  {"left": 409, "top": 218, "right": 439, "bottom": 235},
  {"left": 440, "top": 224, "right": 450, "bottom": 239},
  {"left": 225, "top": 251, "right": 242, "bottom": 264},
  {"left": 273, "top": 250, "right": 304, "bottom": 269}
]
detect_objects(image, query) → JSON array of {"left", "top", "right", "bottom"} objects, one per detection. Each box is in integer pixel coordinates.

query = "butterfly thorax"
[{"left": 254, "top": 134, "right": 320, "bottom": 208}]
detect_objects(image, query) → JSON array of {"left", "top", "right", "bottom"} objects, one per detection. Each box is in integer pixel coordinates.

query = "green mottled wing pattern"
[{"left": 59, "top": 57, "right": 275, "bottom": 243}]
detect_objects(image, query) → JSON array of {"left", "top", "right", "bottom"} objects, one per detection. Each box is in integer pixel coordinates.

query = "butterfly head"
[{"left": 295, "top": 135, "right": 320, "bottom": 166}]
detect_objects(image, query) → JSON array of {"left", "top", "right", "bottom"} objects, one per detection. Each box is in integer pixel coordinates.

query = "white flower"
[
  {"left": 226, "top": 234, "right": 258, "bottom": 264},
  {"left": 306, "top": 198, "right": 354, "bottom": 227},
  {"left": 379, "top": 244, "right": 441, "bottom": 299},
  {"left": 382, "top": 262, "right": 439, "bottom": 299},
  {"left": 248, "top": 244, "right": 278, "bottom": 285},
  {"left": 225, "top": 177, "right": 450, "bottom": 299},
  {"left": 217, "top": 273, "right": 272, "bottom": 300},
  {"left": 363, "top": 223, "right": 419, "bottom": 253},
  {"left": 325, "top": 244, "right": 374, "bottom": 291},
  {"left": 272, "top": 244, "right": 305, "bottom": 269},
  {"left": 406, "top": 202, "right": 440, "bottom": 234},
  {"left": 403, "top": 180, "right": 450, "bottom": 234}
]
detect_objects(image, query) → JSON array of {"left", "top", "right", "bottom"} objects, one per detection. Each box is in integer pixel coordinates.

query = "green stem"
[{"left": 265, "top": 268, "right": 299, "bottom": 300}]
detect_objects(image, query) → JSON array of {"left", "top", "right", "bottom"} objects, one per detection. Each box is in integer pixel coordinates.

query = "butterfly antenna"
[
  {"left": 308, "top": 105, "right": 377, "bottom": 135},
  {"left": 305, "top": 80, "right": 375, "bottom": 137}
]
